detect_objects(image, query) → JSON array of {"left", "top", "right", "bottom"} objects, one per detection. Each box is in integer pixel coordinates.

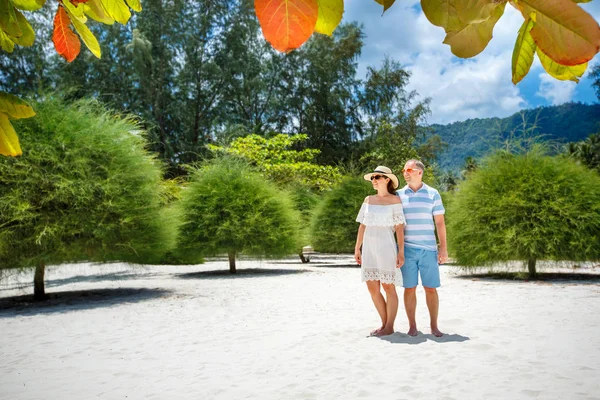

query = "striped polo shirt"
[{"left": 396, "top": 183, "right": 445, "bottom": 251}]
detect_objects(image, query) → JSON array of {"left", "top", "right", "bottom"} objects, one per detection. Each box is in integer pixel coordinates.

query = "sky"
[{"left": 343, "top": 1, "right": 600, "bottom": 124}]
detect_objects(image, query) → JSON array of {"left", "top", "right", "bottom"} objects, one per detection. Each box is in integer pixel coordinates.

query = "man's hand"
[
  {"left": 396, "top": 252, "right": 404, "bottom": 268},
  {"left": 438, "top": 247, "right": 448, "bottom": 264},
  {"left": 354, "top": 248, "right": 362, "bottom": 265}
]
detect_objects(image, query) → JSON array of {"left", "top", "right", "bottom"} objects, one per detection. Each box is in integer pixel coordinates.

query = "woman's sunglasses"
[{"left": 370, "top": 175, "right": 387, "bottom": 181}]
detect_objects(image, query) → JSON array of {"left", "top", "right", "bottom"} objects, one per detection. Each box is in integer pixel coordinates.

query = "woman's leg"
[
  {"left": 366, "top": 280, "right": 387, "bottom": 334},
  {"left": 380, "top": 283, "right": 398, "bottom": 335}
]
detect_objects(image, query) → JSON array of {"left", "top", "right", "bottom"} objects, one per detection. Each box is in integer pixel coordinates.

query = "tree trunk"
[
  {"left": 527, "top": 258, "right": 537, "bottom": 279},
  {"left": 299, "top": 253, "right": 310, "bottom": 263},
  {"left": 228, "top": 251, "right": 236, "bottom": 274},
  {"left": 34, "top": 261, "right": 47, "bottom": 301}
]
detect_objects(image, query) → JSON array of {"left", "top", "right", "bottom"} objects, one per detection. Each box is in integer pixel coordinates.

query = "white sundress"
[{"left": 356, "top": 202, "right": 406, "bottom": 285}]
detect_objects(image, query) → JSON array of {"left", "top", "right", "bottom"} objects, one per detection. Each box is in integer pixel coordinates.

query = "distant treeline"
[{"left": 428, "top": 102, "right": 600, "bottom": 171}]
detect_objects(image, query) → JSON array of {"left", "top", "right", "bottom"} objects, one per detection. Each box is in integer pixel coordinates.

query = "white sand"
[{"left": 1, "top": 256, "right": 599, "bottom": 400}]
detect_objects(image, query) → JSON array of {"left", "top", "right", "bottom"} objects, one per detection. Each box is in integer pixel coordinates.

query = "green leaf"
[
  {"left": 0, "top": 91, "right": 36, "bottom": 119},
  {"left": 11, "top": 0, "right": 45, "bottom": 11},
  {"left": 512, "top": 18, "right": 536, "bottom": 84},
  {"left": 9, "top": 9, "right": 34, "bottom": 47},
  {"left": 0, "top": 112, "right": 22, "bottom": 156},
  {"left": 536, "top": 46, "right": 588, "bottom": 82},
  {"left": 0, "top": 28, "right": 15, "bottom": 52},
  {"left": 442, "top": 1, "right": 506, "bottom": 58},
  {"left": 315, "top": 0, "right": 344, "bottom": 36},
  {"left": 374, "top": 0, "right": 395, "bottom": 13},
  {"left": 84, "top": 0, "right": 114, "bottom": 24},
  {"left": 65, "top": 7, "right": 101, "bottom": 58},
  {"left": 0, "top": 0, "right": 22, "bottom": 38}
]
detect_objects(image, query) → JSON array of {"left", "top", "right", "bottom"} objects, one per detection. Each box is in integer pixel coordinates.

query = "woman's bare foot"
[
  {"left": 407, "top": 326, "right": 418, "bottom": 336},
  {"left": 431, "top": 326, "right": 444, "bottom": 337},
  {"left": 369, "top": 326, "right": 385, "bottom": 336},
  {"left": 377, "top": 327, "right": 394, "bottom": 336}
]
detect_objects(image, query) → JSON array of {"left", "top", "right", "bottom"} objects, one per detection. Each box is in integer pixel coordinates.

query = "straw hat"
[{"left": 363, "top": 166, "right": 399, "bottom": 189}]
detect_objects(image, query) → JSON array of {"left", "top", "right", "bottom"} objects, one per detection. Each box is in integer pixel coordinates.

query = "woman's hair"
[{"left": 386, "top": 179, "right": 396, "bottom": 195}]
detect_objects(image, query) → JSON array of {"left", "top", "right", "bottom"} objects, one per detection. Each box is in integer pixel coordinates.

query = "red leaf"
[
  {"left": 254, "top": 0, "right": 318, "bottom": 53},
  {"left": 70, "top": 0, "right": 89, "bottom": 4},
  {"left": 52, "top": 5, "right": 80, "bottom": 62}
]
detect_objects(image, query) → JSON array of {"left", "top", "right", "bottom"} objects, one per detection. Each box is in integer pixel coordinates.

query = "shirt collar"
[{"left": 402, "top": 183, "right": 428, "bottom": 194}]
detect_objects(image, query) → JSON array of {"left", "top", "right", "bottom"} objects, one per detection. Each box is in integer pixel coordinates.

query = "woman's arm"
[
  {"left": 395, "top": 224, "right": 405, "bottom": 268},
  {"left": 354, "top": 224, "right": 366, "bottom": 265}
]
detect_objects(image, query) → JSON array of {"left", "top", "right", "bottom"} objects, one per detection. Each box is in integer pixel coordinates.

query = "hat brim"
[{"left": 364, "top": 172, "right": 399, "bottom": 189}]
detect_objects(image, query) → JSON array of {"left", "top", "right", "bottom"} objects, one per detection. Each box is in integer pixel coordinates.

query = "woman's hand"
[
  {"left": 354, "top": 248, "right": 362, "bottom": 265},
  {"left": 396, "top": 252, "right": 404, "bottom": 268}
]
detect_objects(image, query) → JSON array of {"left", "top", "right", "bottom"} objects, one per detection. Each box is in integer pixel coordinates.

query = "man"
[{"left": 397, "top": 159, "right": 447, "bottom": 337}]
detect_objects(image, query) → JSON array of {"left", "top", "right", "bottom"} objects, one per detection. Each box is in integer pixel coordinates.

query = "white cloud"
[
  {"left": 536, "top": 74, "right": 577, "bottom": 105},
  {"left": 343, "top": 1, "right": 599, "bottom": 124}
]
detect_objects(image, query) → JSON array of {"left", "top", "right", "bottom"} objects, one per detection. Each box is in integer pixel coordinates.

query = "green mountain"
[{"left": 429, "top": 102, "right": 600, "bottom": 171}]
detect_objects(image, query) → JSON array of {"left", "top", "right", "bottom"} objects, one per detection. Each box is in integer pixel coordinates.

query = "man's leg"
[
  {"left": 404, "top": 287, "right": 418, "bottom": 336},
  {"left": 401, "top": 247, "right": 419, "bottom": 336},
  {"left": 380, "top": 283, "right": 398, "bottom": 335},
  {"left": 366, "top": 280, "right": 386, "bottom": 335},
  {"left": 424, "top": 287, "right": 443, "bottom": 337},
  {"left": 421, "top": 250, "right": 443, "bottom": 337}
]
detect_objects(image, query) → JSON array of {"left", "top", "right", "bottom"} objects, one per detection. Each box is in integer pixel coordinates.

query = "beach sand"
[{"left": 1, "top": 256, "right": 599, "bottom": 400}]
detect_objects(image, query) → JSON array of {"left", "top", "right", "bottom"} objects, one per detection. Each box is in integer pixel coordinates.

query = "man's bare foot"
[
  {"left": 431, "top": 327, "right": 444, "bottom": 337},
  {"left": 407, "top": 326, "right": 418, "bottom": 336}
]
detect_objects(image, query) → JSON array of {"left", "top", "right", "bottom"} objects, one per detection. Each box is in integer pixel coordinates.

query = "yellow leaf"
[
  {"left": 422, "top": 0, "right": 501, "bottom": 32},
  {"left": 0, "top": 0, "right": 22, "bottom": 37},
  {"left": 0, "top": 29, "right": 15, "bottom": 52},
  {"left": 65, "top": 7, "right": 101, "bottom": 58},
  {"left": 512, "top": 17, "right": 536, "bottom": 84},
  {"left": 536, "top": 46, "right": 587, "bottom": 82},
  {"left": 0, "top": 91, "right": 36, "bottom": 119},
  {"left": 11, "top": 0, "right": 45, "bottom": 11},
  {"left": 442, "top": 1, "right": 506, "bottom": 58},
  {"left": 9, "top": 9, "right": 34, "bottom": 47},
  {"left": 125, "top": 0, "right": 141, "bottom": 12},
  {"left": 84, "top": 0, "right": 115, "bottom": 24},
  {"left": 62, "top": 0, "right": 87, "bottom": 22},
  {"left": 315, "top": 0, "right": 343, "bottom": 36},
  {"left": 514, "top": 0, "right": 600, "bottom": 66},
  {"left": 100, "top": 0, "right": 131, "bottom": 25},
  {"left": 0, "top": 112, "right": 22, "bottom": 157},
  {"left": 374, "top": 0, "right": 395, "bottom": 13}
]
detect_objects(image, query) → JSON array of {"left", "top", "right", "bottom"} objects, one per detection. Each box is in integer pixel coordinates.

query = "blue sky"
[{"left": 343, "top": 1, "right": 600, "bottom": 124}]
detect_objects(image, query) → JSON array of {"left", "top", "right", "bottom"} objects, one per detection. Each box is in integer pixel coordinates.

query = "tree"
[
  {"left": 568, "top": 133, "right": 600, "bottom": 173},
  {"left": 0, "top": 97, "right": 177, "bottom": 299},
  {"left": 175, "top": 158, "right": 299, "bottom": 273},
  {"left": 310, "top": 177, "right": 374, "bottom": 253},
  {"left": 209, "top": 133, "right": 342, "bottom": 191},
  {"left": 447, "top": 147, "right": 600, "bottom": 278}
]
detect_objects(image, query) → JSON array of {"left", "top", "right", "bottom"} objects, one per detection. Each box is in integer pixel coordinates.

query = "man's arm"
[{"left": 434, "top": 214, "right": 448, "bottom": 264}]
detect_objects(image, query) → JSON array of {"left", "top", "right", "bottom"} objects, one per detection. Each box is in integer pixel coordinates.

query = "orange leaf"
[
  {"left": 255, "top": 0, "right": 318, "bottom": 53},
  {"left": 514, "top": 0, "right": 600, "bottom": 66},
  {"left": 52, "top": 5, "right": 80, "bottom": 62}
]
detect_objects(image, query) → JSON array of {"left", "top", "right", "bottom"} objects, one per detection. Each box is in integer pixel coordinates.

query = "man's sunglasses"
[
  {"left": 402, "top": 168, "right": 421, "bottom": 173},
  {"left": 370, "top": 175, "right": 387, "bottom": 181}
]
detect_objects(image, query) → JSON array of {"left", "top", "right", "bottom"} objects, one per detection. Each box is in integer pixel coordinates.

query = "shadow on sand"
[
  {"left": 177, "top": 268, "right": 311, "bottom": 280},
  {"left": 456, "top": 272, "right": 600, "bottom": 284},
  {"left": 0, "top": 287, "right": 171, "bottom": 317},
  {"left": 376, "top": 331, "right": 470, "bottom": 345}
]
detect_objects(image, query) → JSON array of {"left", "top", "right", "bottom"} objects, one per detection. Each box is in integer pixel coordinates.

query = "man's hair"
[{"left": 406, "top": 159, "right": 425, "bottom": 171}]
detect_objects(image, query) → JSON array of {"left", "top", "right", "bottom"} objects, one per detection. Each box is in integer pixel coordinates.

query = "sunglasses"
[
  {"left": 402, "top": 168, "right": 421, "bottom": 174},
  {"left": 370, "top": 175, "right": 387, "bottom": 181}
]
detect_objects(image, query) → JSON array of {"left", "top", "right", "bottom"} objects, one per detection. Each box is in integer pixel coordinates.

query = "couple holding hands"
[{"left": 355, "top": 160, "right": 447, "bottom": 337}]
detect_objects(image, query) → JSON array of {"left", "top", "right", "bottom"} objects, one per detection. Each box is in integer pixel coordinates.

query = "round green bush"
[
  {"left": 0, "top": 98, "right": 177, "bottom": 272},
  {"left": 310, "top": 177, "right": 374, "bottom": 253},
  {"left": 447, "top": 149, "right": 600, "bottom": 275},
  {"left": 175, "top": 158, "right": 300, "bottom": 270}
]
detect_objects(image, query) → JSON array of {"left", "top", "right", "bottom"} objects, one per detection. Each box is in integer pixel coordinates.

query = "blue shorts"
[{"left": 401, "top": 246, "right": 440, "bottom": 288}]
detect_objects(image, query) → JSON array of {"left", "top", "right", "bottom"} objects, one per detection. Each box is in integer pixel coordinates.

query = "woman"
[{"left": 355, "top": 166, "right": 405, "bottom": 337}]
